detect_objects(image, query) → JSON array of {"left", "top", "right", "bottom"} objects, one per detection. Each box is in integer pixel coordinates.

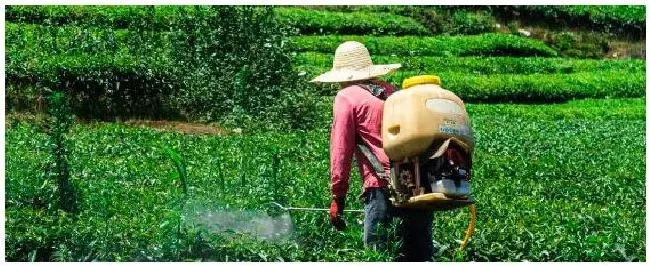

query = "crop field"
[
  {"left": 4, "top": 5, "right": 647, "bottom": 262},
  {"left": 6, "top": 98, "right": 646, "bottom": 261}
]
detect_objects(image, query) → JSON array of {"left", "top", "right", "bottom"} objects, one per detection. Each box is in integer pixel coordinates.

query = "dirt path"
[
  {"left": 123, "top": 119, "right": 228, "bottom": 135},
  {"left": 6, "top": 113, "right": 230, "bottom": 136}
]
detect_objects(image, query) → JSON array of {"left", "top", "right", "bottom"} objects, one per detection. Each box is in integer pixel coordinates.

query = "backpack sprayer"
[{"left": 272, "top": 75, "right": 477, "bottom": 251}]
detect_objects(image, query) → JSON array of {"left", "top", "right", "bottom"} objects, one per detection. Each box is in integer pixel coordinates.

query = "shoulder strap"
[
  {"left": 353, "top": 82, "right": 390, "bottom": 180},
  {"left": 358, "top": 83, "right": 389, "bottom": 101},
  {"left": 356, "top": 137, "right": 389, "bottom": 180},
  {"left": 355, "top": 137, "right": 390, "bottom": 203}
]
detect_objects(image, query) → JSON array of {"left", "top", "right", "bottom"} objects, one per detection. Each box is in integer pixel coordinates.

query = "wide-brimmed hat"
[{"left": 310, "top": 41, "right": 401, "bottom": 83}]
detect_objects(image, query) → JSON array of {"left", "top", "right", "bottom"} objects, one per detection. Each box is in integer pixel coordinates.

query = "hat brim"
[{"left": 309, "top": 64, "right": 402, "bottom": 83}]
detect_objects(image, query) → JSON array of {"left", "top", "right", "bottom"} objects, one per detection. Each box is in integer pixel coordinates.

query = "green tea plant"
[
  {"left": 296, "top": 52, "right": 645, "bottom": 74},
  {"left": 46, "top": 91, "right": 78, "bottom": 214},
  {"left": 4, "top": 4, "right": 648, "bottom": 262},
  {"left": 5, "top": 22, "right": 176, "bottom": 120},
  {"left": 279, "top": 6, "right": 499, "bottom": 35},
  {"left": 5, "top": 97, "right": 646, "bottom": 261},
  {"left": 6, "top": 5, "right": 198, "bottom": 28},
  {"left": 164, "top": 6, "right": 321, "bottom": 130},
  {"left": 6, "top": 8, "right": 322, "bottom": 130},
  {"left": 290, "top": 34, "right": 558, "bottom": 57},
  {"left": 275, "top": 7, "right": 429, "bottom": 35},
  {"left": 305, "top": 70, "right": 645, "bottom": 103},
  {"left": 7, "top": 6, "right": 429, "bottom": 36},
  {"left": 518, "top": 5, "right": 645, "bottom": 36}
]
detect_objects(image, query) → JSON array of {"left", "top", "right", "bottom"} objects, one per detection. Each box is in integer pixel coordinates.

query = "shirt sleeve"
[{"left": 330, "top": 94, "right": 356, "bottom": 199}]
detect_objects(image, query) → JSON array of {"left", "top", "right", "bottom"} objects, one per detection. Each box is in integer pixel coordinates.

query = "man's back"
[{"left": 329, "top": 81, "right": 395, "bottom": 198}]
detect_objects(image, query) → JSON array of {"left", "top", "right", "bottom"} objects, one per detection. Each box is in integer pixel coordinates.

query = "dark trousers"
[{"left": 363, "top": 188, "right": 435, "bottom": 262}]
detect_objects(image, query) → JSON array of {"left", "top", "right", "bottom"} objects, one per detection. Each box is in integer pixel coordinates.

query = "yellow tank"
[{"left": 382, "top": 75, "right": 474, "bottom": 161}]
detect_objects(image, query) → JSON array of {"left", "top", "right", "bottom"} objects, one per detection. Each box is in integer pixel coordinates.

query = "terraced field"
[{"left": 4, "top": 5, "right": 646, "bottom": 262}]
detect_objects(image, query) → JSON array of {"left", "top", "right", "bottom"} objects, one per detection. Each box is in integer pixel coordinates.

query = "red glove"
[{"left": 329, "top": 197, "right": 346, "bottom": 231}]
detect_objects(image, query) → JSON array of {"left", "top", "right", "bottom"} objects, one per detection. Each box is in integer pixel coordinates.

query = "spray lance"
[{"left": 269, "top": 202, "right": 364, "bottom": 213}]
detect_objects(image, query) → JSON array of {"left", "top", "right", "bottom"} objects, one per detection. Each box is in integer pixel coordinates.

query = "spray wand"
[{"left": 270, "top": 202, "right": 363, "bottom": 213}]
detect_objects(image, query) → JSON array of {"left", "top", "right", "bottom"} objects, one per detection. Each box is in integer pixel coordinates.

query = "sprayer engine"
[{"left": 388, "top": 139, "right": 472, "bottom": 209}]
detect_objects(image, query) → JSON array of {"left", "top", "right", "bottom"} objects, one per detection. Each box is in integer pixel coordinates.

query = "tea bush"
[
  {"left": 275, "top": 8, "right": 429, "bottom": 35},
  {"left": 5, "top": 98, "right": 646, "bottom": 261},
  {"left": 447, "top": 9, "right": 497, "bottom": 35},
  {"left": 5, "top": 49, "right": 176, "bottom": 119},
  {"left": 6, "top": 6, "right": 205, "bottom": 28},
  {"left": 526, "top": 5, "right": 645, "bottom": 34},
  {"left": 296, "top": 52, "right": 645, "bottom": 74},
  {"left": 303, "top": 69, "right": 646, "bottom": 103},
  {"left": 5, "top": 8, "right": 322, "bottom": 130},
  {"left": 5, "top": 23, "right": 169, "bottom": 56},
  {"left": 435, "top": 70, "right": 645, "bottom": 103},
  {"left": 6, "top": 6, "right": 429, "bottom": 36},
  {"left": 7, "top": 23, "right": 553, "bottom": 59},
  {"left": 467, "top": 97, "right": 646, "bottom": 120},
  {"left": 485, "top": 5, "right": 645, "bottom": 37},
  {"left": 290, "top": 34, "right": 558, "bottom": 57},
  {"left": 287, "top": 6, "right": 499, "bottom": 35},
  {"left": 162, "top": 6, "right": 320, "bottom": 130}
]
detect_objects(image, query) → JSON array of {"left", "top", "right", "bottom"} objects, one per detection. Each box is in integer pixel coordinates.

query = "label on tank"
[
  {"left": 440, "top": 126, "right": 460, "bottom": 134},
  {"left": 426, "top": 98, "right": 463, "bottom": 115},
  {"left": 441, "top": 119, "right": 462, "bottom": 135},
  {"left": 442, "top": 119, "right": 457, "bottom": 126}
]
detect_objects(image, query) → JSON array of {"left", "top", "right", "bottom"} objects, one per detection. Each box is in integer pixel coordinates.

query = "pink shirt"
[{"left": 329, "top": 80, "right": 396, "bottom": 199}]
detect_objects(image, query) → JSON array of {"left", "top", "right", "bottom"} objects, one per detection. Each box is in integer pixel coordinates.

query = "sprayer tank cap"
[{"left": 402, "top": 75, "right": 441, "bottom": 89}]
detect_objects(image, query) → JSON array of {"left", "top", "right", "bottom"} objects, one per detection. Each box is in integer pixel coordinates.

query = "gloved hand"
[{"left": 329, "top": 197, "right": 346, "bottom": 231}]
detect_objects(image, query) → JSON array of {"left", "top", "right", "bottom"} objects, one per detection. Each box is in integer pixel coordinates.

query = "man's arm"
[{"left": 330, "top": 93, "right": 356, "bottom": 199}]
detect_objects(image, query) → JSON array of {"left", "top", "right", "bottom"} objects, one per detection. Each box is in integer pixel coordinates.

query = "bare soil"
[
  {"left": 6, "top": 113, "right": 229, "bottom": 136},
  {"left": 122, "top": 119, "right": 227, "bottom": 136}
]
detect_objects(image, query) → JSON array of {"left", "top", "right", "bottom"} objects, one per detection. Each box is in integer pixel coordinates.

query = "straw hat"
[{"left": 310, "top": 41, "right": 401, "bottom": 83}]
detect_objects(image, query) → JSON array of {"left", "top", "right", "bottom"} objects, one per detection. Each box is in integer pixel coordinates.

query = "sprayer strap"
[
  {"left": 356, "top": 139, "right": 389, "bottom": 180},
  {"left": 358, "top": 83, "right": 388, "bottom": 101},
  {"left": 353, "top": 83, "right": 389, "bottom": 180}
]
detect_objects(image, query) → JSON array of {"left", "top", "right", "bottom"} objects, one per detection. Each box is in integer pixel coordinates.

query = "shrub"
[
  {"left": 41, "top": 92, "right": 79, "bottom": 214},
  {"left": 290, "top": 34, "right": 558, "bottom": 57},
  {"left": 485, "top": 5, "right": 646, "bottom": 37},
  {"left": 291, "top": 6, "right": 498, "bottom": 35},
  {"left": 6, "top": 8, "right": 322, "bottom": 130},
  {"left": 5, "top": 5, "right": 198, "bottom": 28},
  {"left": 406, "top": 70, "right": 645, "bottom": 103},
  {"left": 544, "top": 32, "right": 610, "bottom": 59},
  {"left": 6, "top": 22, "right": 177, "bottom": 120},
  {"left": 275, "top": 7, "right": 429, "bottom": 35},
  {"left": 449, "top": 9, "right": 496, "bottom": 35},
  {"left": 307, "top": 70, "right": 646, "bottom": 103},
  {"left": 296, "top": 52, "right": 645, "bottom": 75},
  {"left": 6, "top": 6, "right": 430, "bottom": 36},
  {"left": 164, "top": 6, "right": 320, "bottom": 130}
]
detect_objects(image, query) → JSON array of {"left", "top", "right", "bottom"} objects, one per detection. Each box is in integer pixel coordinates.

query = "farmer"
[{"left": 310, "top": 41, "right": 435, "bottom": 262}]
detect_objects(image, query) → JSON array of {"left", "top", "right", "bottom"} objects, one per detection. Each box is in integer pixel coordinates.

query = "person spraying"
[
  {"left": 310, "top": 41, "right": 435, "bottom": 261},
  {"left": 311, "top": 41, "right": 476, "bottom": 262}
]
